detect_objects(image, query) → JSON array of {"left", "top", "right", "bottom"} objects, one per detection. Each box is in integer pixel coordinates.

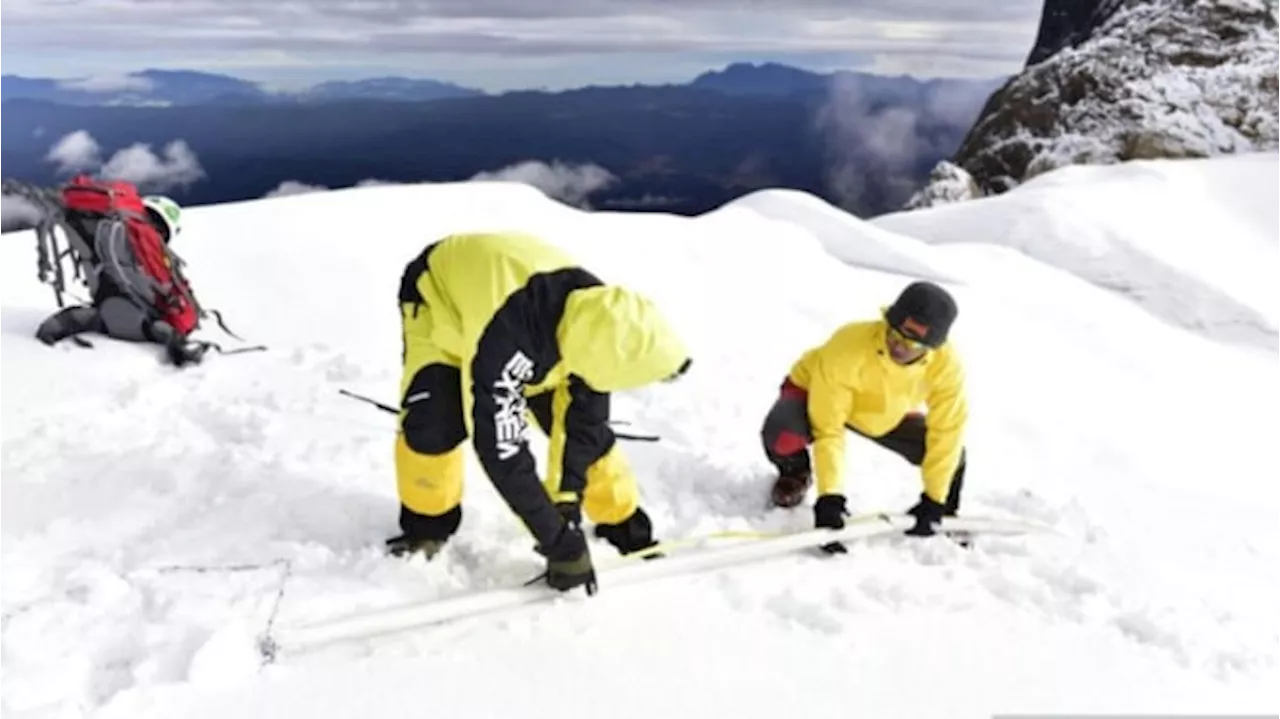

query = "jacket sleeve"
[
  {"left": 921, "top": 356, "right": 968, "bottom": 503},
  {"left": 470, "top": 328, "right": 564, "bottom": 549},
  {"left": 550, "top": 376, "right": 614, "bottom": 502},
  {"left": 806, "top": 350, "right": 855, "bottom": 496}
]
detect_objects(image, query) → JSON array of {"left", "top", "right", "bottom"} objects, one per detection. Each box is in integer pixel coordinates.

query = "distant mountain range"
[
  {"left": 1, "top": 62, "right": 1005, "bottom": 220},
  {"left": 1, "top": 68, "right": 486, "bottom": 105},
  {"left": 2, "top": 63, "right": 997, "bottom": 108}
]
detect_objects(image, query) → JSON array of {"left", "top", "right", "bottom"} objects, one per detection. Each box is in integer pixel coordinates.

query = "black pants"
[
  {"left": 35, "top": 296, "right": 176, "bottom": 346},
  {"left": 398, "top": 365, "right": 616, "bottom": 497},
  {"left": 760, "top": 380, "right": 966, "bottom": 513}
]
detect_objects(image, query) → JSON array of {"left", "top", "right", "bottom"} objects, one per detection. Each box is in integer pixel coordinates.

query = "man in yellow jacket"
[
  {"left": 387, "top": 231, "right": 692, "bottom": 595},
  {"left": 760, "top": 281, "right": 967, "bottom": 550}
]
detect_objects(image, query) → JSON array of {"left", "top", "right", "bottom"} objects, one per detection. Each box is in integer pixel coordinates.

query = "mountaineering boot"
[
  {"left": 34, "top": 306, "right": 100, "bottom": 346},
  {"left": 166, "top": 336, "right": 209, "bottom": 367},
  {"left": 594, "top": 506, "right": 660, "bottom": 558},
  {"left": 146, "top": 320, "right": 205, "bottom": 367},
  {"left": 385, "top": 535, "right": 447, "bottom": 559},
  {"left": 385, "top": 504, "right": 462, "bottom": 559},
  {"left": 770, "top": 469, "right": 812, "bottom": 509}
]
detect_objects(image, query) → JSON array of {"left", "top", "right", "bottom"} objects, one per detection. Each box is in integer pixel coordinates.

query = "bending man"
[{"left": 388, "top": 231, "right": 692, "bottom": 595}]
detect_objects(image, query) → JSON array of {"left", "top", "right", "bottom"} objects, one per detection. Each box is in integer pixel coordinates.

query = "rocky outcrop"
[
  {"left": 1024, "top": 0, "right": 1128, "bottom": 66},
  {"left": 901, "top": 161, "right": 980, "bottom": 210},
  {"left": 906, "top": 0, "right": 1279, "bottom": 209}
]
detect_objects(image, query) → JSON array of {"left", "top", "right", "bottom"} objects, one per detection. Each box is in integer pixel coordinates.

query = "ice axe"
[{"left": 337, "top": 388, "right": 662, "bottom": 442}]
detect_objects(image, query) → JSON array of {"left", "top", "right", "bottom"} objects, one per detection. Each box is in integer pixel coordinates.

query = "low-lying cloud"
[
  {"left": 261, "top": 164, "right": 614, "bottom": 208},
  {"left": 264, "top": 180, "right": 330, "bottom": 198},
  {"left": 262, "top": 178, "right": 399, "bottom": 198},
  {"left": 57, "top": 74, "right": 155, "bottom": 94},
  {"left": 44, "top": 130, "right": 206, "bottom": 192},
  {"left": 1, "top": 195, "right": 45, "bottom": 232},
  {"left": 815, "top": 74, "right": 996, "bottom": 213},
  {"left": 469, "top": 160, "right": 617, "bottom": 207},
  {"left": 46, "top": 130, "right": 102, "bottom": 174},
  {"left": 100, "top": 140, "right": 205, "bottom": 191}
]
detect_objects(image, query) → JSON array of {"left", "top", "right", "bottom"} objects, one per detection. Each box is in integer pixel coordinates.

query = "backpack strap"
[
  {"left": 157, "top": 242, "right": 254, "bottom": 342},
  {"left": 94, "top": 217, "right": 166, "bottom": 309},
  {"left": 159, "top": 243, "right": 204, "bottom": 315}
]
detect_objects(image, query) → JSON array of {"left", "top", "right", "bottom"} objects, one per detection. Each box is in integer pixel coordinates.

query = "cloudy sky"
[{"left": 1, "top": 0, "right": 1045, "bottom": 91}]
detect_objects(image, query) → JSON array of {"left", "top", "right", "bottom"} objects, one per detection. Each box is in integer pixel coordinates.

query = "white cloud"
[
  {"left": 469, "top": 160, "right": 617, "bottom": 207},
  {"left": 98, "top": 140, "right": 206, "bottom": 192},
  {"left": 262, "top": 178, "right": 400, "bottom": 198},
  {"left": 45, "top": 130, "right": 103, "bottom": 174},
  {"left": 813, "top": 73, "right": 993, "bottom": 209},
  {"left": 264, "top": 180, "right": 330, "bottom": 197},
  {"left": 44, "top": 130, "right": 207, "bottom": 192},
  {"left": 1, "top": 195, "right": 45, "bottom": 232},
  {"left": 57, "top": 73, "right": 155, "bottom": 93},
  {"left": 260, "top": 167, "right": 613, "bottom": 207}
]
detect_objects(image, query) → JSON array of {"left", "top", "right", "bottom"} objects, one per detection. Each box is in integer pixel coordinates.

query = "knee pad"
[
  {"left": 400, "top": 363, "right": 466, "bottom": 455},
  {"left": 774, "top": 451, "right": 811, "bottom": 478},
  {"left": 769, "top": 430, "right": 809, "bottom": 457},
  {"left": 761, "top": 396, "right": 811, "bottom": 458},
  {"left": 402, "top": 407, "right": 466, "bottom": 455}
]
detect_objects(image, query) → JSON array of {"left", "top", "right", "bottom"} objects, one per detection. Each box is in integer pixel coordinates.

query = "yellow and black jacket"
[
  {"left": 787, "top": 319, "right": 967, "bottom": 504},
  {"left": 398, "top": 232, "right": 689, "bottom": 546}
]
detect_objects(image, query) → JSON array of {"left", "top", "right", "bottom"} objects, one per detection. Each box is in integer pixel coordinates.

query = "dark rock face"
[
  {"left": 907, "top": 0, "right": 1279, "bottom": 208},
  {"left": 1025, "top": 0, "right": 1130, "bottom": 66}
]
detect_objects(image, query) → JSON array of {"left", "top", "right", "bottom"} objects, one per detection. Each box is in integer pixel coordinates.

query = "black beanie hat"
[{"left": 884, "top": 281, "right": 957, "bottom": 347}]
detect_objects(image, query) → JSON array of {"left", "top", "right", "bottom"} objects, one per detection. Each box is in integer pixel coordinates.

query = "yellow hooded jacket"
[
  {"left": 787, "top": 319, "right": 967, "bottom": 504},
  {"left": 401, "top": 232, "right": 690, "bottom": 546}
]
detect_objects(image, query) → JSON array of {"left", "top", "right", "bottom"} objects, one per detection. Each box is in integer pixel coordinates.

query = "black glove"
[
  {"left": 905, "top": 493, "right": 945, "bottom": 536},
  {"left": 814, "top": 494, "right": 850, "bottom": 554},
  {"left": 537, "top": 521, "right": 597, "bottom": 596}
]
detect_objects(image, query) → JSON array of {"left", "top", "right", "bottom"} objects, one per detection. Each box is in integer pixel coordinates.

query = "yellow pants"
[{"left": 395, "top": 301, "right": 640, "bottom": 526}]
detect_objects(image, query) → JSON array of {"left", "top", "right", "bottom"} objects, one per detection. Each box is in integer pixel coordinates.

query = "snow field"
[{"left": 2, "top": 155, "right": 1276, "bottom": 718}]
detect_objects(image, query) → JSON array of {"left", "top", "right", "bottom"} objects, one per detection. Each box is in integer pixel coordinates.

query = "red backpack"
[{"left": 52, "top": 175, "right": 201, "bottom": 336}]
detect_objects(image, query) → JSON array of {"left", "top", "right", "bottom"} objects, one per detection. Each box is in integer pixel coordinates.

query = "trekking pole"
[
  {"left": 206, "top": 342, "right": 269, "bottom": 356},
  {"left": 614, "top": 430, "right": 661, "bottom": 443},
  {"left": 338, "top": 388, "right": 400, "bottom": 415},
  {"left": 336, "top": 387, "right": 663, "bottom": 442}
]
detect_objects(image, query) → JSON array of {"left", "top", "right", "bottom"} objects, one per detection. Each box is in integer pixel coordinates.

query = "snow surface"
[
  {"left": 877, "top": 152, "right": 1280, "bottom": 350},
  {"left": 2, "top": 155, "right": 1278, "bottom": 718}
]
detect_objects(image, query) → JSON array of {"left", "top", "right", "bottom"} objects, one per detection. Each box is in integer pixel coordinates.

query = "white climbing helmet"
[{"left": 142, "top": 195, "right": 182, "bottom": 243}]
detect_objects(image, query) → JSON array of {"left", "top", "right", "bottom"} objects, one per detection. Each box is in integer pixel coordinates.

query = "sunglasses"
[{"left": 887, "top": 325, "right": 930, "bottom": 353}]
